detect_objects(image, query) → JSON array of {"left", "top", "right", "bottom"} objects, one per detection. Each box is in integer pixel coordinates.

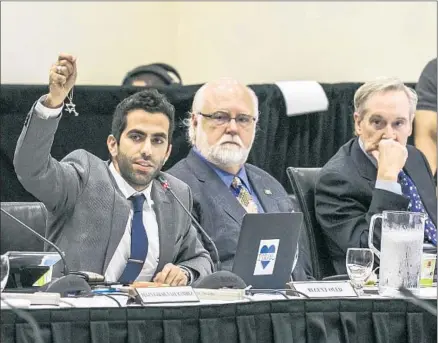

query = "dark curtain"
[
  {"left": 0, "top": 83, "right": 416, "bottom": 201},
  {"left": 1, "top": 298, "right": 436, "bottom": 343}
]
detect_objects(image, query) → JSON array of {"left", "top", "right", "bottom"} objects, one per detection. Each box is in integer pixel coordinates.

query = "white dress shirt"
[{"left": 105, "top": 163, "right": 160, "bottom": 282}]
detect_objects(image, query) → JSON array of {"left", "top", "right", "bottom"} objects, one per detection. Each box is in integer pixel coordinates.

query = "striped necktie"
[
  {"left": 231, "top": 176, "right": 259, "bottom": 213},
  {"left": 398, "top": 170, "right": 437, "bottom": 246}
]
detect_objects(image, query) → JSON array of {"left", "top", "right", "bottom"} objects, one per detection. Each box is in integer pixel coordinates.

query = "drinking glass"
[
  {"left": 0, "top": 254, "right": 10, "bottom": 292},
  {"left": 346, "top": 248, "right": 374, "bottom": 296}
]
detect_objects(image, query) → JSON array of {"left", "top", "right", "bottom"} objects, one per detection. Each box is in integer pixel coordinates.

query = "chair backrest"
[
  {"left": 288, "top": 194, "right": 316, "bottom": 279},
  {"left": 286, "top": 167, "right": 335, "bottom": 279},
  {"left": 0, "top": 202, "right": 47, "bottom": 254}
]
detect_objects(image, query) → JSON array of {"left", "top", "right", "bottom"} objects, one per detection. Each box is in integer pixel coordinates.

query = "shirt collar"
[
  {"left": 109, "top": 162, "right": 154, "bottom": 206},
  {"left": 193, "top": 147, "right": 252, "bottom": 192}
]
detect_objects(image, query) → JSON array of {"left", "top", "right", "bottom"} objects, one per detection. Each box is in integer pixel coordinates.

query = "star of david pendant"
[{"left": 65, "top": 102, "right": 79, "bottom": 116}]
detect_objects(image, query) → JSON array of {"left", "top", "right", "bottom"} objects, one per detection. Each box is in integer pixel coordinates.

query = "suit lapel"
[
  {"left": 186, "top": 149, "right": 246, "bottom": 224},
  {"left": 350, "top": 138, "right": 377, "bottom": 188},
  {"left": 103, "top": 164, "right": 130, "bottom": 272},
  {"left": 247, "top": 168, "right": 280, "bottom": 212},
  {"left": 151, "top": 180, "right": 175, "bottom": 275}
]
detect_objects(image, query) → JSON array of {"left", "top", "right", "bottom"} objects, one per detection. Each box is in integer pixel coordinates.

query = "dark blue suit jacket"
[{"left": 167, "top": 149, "right": 314, "bottom": 281}]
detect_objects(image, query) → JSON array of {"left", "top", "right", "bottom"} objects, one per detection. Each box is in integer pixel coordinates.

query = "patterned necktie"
[
  {"left": 231, "top": 176, "right": 259, "bottom": 213},
  {"left": 398, "top": 170, "right": 437, "bottom": 246},
  {"left": 118, "top": 194, "right": 148, "bottom": 284}
]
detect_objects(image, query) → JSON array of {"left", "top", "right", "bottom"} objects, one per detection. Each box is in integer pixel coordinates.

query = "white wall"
[
  {"left": 1, "top": 2, "right": 436, "bottom": 85},
  {"left": 1, "top": 2, "right": 178, "bottom": 85},
  {"left": 174, "top": 2, "right": 437, "bottom": 84}
]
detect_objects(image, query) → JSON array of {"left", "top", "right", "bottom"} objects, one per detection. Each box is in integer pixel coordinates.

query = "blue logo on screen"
[{"left": 259, "top": 245, "right": 276, "bottom": 269}]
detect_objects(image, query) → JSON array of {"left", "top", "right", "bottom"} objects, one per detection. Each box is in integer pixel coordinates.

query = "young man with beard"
[
  {"left": 14, "top": 53, "right": 213, "bottom": 285},
  {"left": 167, "top": 78, "right": 313, "bottom": 280}
]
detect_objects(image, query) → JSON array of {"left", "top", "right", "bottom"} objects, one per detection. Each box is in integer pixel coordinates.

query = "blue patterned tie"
[
  {"left": 398, "top": 170, "right": 437, "bottom": 246},
  {"left": 231, "top": 177, "right": 260, "bottom": 213},
  {"left": 118, "top": 194, "right": 148, "bottom": 284}
]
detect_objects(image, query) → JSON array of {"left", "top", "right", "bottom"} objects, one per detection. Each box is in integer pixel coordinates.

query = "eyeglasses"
[{"left": 198, "top": 111, "right": 257, "bottom": 128}]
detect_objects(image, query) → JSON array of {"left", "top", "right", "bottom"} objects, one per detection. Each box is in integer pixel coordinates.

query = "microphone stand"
[
  {"left": 1, "top": 208, "right": 69, "bottom": 276},
  {"left": 156, "top": 174, "right": 222, "bottom": 272}
]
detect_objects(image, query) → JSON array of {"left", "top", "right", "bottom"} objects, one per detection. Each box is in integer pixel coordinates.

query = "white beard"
[{"left": 197, "top": 132, "right": 252, "bottom": 167}]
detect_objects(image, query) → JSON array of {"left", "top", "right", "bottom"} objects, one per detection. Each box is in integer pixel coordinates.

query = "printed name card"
[
  {"left": 288, "top": 281, "right": 358, "bottom": 298},
  {"left": 134, "top": 286, "right": 200, "bottom": 304}
]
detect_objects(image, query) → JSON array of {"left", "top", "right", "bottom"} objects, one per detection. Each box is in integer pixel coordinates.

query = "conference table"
[{"left": 1, "top": 287, "right": 437, "bottom": 343}]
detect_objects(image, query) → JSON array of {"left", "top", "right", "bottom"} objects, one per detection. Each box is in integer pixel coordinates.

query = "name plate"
[
  {"left": 288, "top": 281, "right": 358, "bottom": 298},
  {"left": 133, "top": 286, "right": 200, "bottom": 304}
]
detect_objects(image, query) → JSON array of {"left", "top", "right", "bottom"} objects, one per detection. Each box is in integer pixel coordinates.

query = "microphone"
[
  {"left": 1, "top": 207, "right": 93, "bottom": 296},
  {"left": 192, "top": 271, "right": 247, "bottom": 289},
  {"left": 398, "top": 286, "right": 437, "bottom": 316},
  {"left": 156, "top": 174, "right": 222, "bottom": 272},
  {"left": 1, "top": 207, "right": 69, "bottom": 276}
]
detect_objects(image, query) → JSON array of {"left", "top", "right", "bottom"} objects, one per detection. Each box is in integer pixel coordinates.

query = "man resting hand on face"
[{"left": 315, "top": 77, "right": 437, "bottom": 275}]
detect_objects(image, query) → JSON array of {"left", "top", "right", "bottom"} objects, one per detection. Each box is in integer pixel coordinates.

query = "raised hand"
[{"left": 44, "top": 53, "right": 77, "bottom": 109}]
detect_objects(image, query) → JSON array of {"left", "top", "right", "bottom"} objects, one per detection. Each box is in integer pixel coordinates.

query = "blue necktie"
[
  {"left": 398, "top": 170, "right": 437, "bottom": 246},
  {"left": 118, "top": 194, "right": 148, "bottom": 284},
  {"left": 231, "top": 176, "right": 261, "bottom": 213}
]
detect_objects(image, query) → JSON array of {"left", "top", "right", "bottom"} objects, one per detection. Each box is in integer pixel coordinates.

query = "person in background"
[
  {"left": 315, "top": 77, "right": 437, "bottom": 274},
  {"left": 122, "top": 63, "right": 183, "bottom": 87},
  {"left": 167, "top": 77, "right": 313, "bottom": 281},
  {"left": 14, "top": 53, "right": 212, "bottom": 286},
  {"left": 414, "top": 58, "right": 437, "bottom": 178}
]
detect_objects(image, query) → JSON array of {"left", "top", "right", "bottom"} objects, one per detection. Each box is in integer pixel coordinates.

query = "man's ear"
[
  {"left": 164, "top": 144, "right": 172, "bottom": 164},
  {"left": 107, "top": 135, "right": 118, "bottom": 157},
  {"left": 353, "top": 112, "right": 362, "bottom": 136},
  {"left": 408, "top": 114, "right": 414, "bottom": 136},
  {"left": 191, "top": 112, "right": 198, "bottom": 128}
]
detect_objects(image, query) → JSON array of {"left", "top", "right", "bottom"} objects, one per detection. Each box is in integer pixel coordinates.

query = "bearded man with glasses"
[{"left": 168, "top": 78, "right": 313, "bottom": 280}]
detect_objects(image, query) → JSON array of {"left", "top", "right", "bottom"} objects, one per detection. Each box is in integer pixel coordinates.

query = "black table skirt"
[{"left": 1, "top": 298, "right": 437, "bottom": 343}]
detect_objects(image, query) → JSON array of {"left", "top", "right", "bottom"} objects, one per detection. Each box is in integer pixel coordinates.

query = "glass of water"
[
  {"left": 346, "top": 248, "right": 374, "bottom": 296},
  {"left": 0, "top": 254, "right": 10, "bottom": 292}
]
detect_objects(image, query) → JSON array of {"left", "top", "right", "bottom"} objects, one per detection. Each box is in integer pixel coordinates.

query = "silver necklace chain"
[{"left": 64, "top": 87, "right": 79, "bottom": 116}]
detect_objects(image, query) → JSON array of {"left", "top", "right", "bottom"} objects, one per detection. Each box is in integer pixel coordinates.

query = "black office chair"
[
  {"left": 288, "top": 194, "right": 316, "bottom": 279},
  {"left": 286, "top": 167, "right": 336, "bottom": 279},
  {"left": 0, "top": 202, "right": 48, "bottom": 254}
]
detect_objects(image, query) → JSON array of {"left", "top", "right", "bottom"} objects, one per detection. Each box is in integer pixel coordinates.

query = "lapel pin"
[{"left": 264, "top": 189, "right": 272, "bottom": 195}]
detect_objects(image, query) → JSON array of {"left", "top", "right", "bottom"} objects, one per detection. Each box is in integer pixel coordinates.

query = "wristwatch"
[{"left": 180, "top": 266, "right": 192, "bottom": 285}]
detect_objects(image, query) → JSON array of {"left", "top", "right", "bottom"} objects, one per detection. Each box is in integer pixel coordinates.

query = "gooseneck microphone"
[
  {"left": 1, "top": 207, "right": 69, "bottom": 275},
  {"left": 156, "top": 174, "right": 222, "bottom": 272}
]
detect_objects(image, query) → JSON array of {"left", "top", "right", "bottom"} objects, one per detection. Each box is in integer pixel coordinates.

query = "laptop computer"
[{"left": 232, "top": 212, "right": 304, "bottom": 289}]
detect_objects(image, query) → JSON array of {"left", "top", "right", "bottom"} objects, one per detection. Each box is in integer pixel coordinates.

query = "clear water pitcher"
[{"left": 368, "top": 211, "right": 425, "bottom": 297}]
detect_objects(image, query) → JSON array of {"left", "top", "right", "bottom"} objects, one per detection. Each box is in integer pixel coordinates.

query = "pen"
[{"left": 92, "top": 288, "right": 121, "bottom": 294}]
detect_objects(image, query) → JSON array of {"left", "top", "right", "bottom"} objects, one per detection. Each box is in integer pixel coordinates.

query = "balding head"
[
  {"left": 192, "top": 77, "right": 258, "bottom": 115},
  {"left": 187, "top": 77, "right": 259, "bottom": 174}
]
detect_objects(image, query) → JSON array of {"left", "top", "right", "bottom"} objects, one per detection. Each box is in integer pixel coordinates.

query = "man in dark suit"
[
  {"left": 14, "top": 53, "right": 213, "bottom": 285},
  {"left": 315, "top": 77, "right": 437, "bottom": 274},
  {"left": 167, "top": 77, "right": 313, "bottom": 280}
]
